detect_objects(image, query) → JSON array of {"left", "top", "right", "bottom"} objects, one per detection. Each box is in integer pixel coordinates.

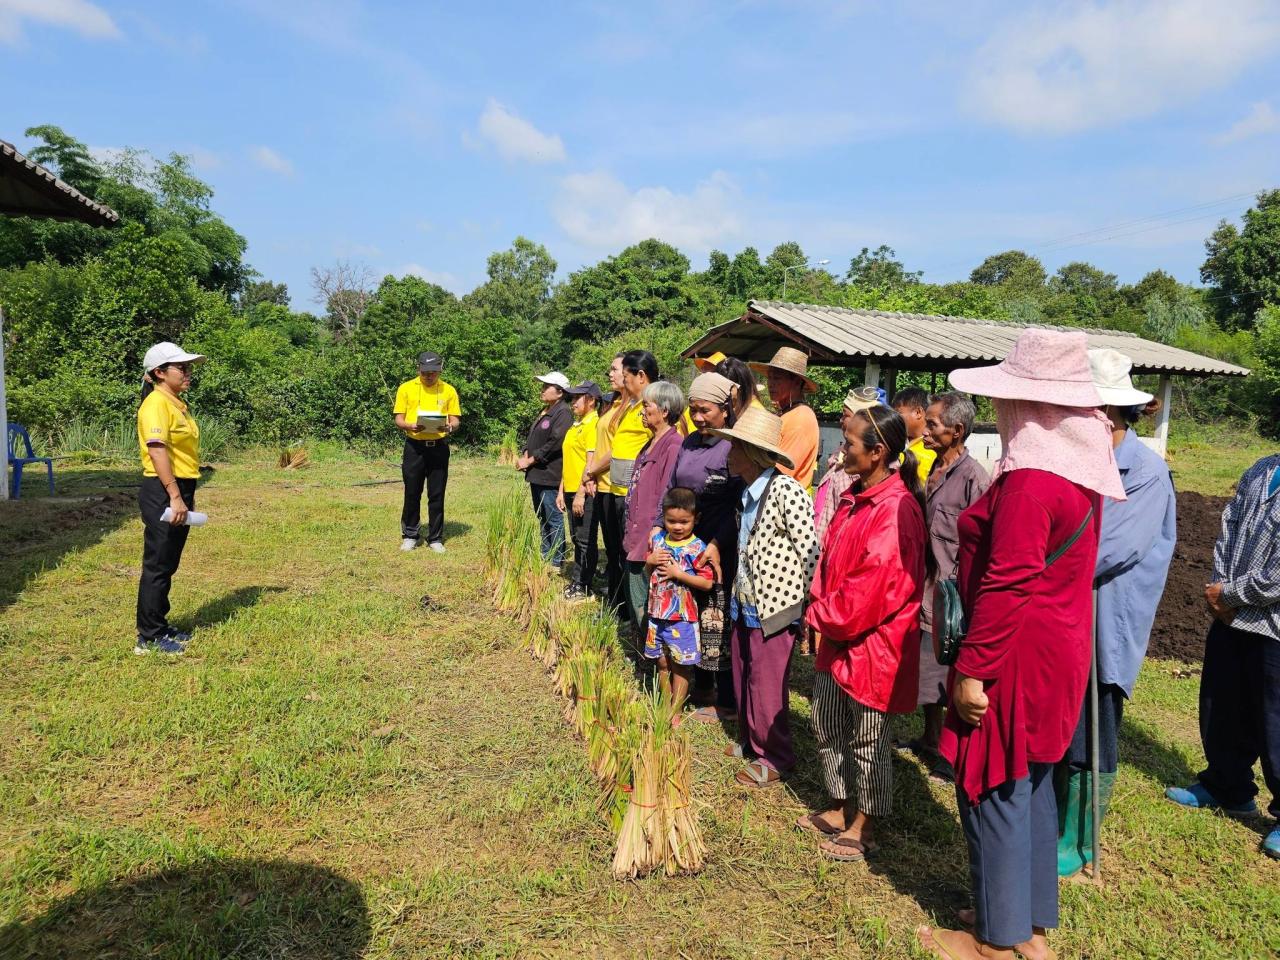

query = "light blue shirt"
[
  {"left": 1094, "top": 430, "right": 1178, "bottom": 695},
  {"left": 731, "top": 468, "right": 776, "bottom": 628}
]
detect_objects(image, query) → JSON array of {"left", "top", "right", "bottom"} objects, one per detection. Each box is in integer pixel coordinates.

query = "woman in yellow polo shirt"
[{"left": 135, "top": 341, "right": 206, "bottom": 655}]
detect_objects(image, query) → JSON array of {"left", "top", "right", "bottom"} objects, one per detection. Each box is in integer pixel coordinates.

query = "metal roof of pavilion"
[
  {"left": 682, "top": 299, "right": 1250, "bottom": 378},
  {"left": 0, "top": 139, "right": 119, "bottom": 226}
]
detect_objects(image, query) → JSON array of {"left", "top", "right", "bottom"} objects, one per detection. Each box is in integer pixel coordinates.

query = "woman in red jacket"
[
  {"left": 918, "top": 329, "right": 1125, "bottom": 960},
  {"left": 802, "top": 402, "right": 928, "bottom": 861}
]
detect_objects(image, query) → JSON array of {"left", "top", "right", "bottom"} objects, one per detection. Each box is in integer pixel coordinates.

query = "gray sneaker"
[
  {"left": 429, "top": 541, "right": 446, "bottom": 553},
  {"left": 400, "top": 538, "right": 419, "bottom": 552}
]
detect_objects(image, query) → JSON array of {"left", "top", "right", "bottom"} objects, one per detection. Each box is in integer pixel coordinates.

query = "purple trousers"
[{"left": 731, "top": 616, "right": 798, "bottom": 773}]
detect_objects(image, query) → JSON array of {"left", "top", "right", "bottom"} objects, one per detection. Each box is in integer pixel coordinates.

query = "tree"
[
  {"left": 311, "top": 261, "right": 376, "bottom": 339},
  {"left": 0, "top": 126, "right": 249, "bottom": 295},
  {"left": 552, "top": 238, "right": 709, "bottom": 342},
  {"left": 845, "top": 244, "right": 921, "bottom": 290},
  {"left": 468, "top": 237, "right": 561, "bottom": 365},
  {"left": 1124, "top": 269, "right": 1180, "bottom": 309},
  {"left": 969, "top": 250, "right": 1047, "bottom": 292},
  {"left": 242, "top": 280, "right": 290, "bottom": 309},
  {"left": 1046, "top": 261, "right": 1120, "bottom": 324},
  {"left": 1143, "top": 288, "right": 1206, "bottom": 344},
  {"left": 1201, "top": 189, "right": 1280, "bottom": 329}
]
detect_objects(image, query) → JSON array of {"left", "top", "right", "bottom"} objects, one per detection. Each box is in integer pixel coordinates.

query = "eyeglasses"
[{"left": 167, "top": 363, "right": 193, "bottom": 374}]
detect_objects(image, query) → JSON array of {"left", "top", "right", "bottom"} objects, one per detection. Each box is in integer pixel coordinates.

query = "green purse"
[{"left": 932, "top": 507, "right": 1094, "bottom": 666}]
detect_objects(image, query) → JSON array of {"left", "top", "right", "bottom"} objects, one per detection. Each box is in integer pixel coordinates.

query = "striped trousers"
[{"left": 812, "top": 672, "right": 893, "bottom": 816}]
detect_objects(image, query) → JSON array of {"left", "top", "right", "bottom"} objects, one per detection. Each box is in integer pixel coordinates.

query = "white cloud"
[
  {"left": 398, "top": 263, "right": 463, "bottom": 292},
  {"left": 553, "top": 170, "right": 742, "bottom": 252},
  {"left": 1213, "top": 101, "right": 1280, "bottom": 145},
  {"left": 0, "top": 0, "right": 119, "bottom": 43},
  {"left": 963, "top": 0, "right": 1280, "bottom": 134},
  {"left": 475, "top": 99, "right": 566, "bottom": 164},
  {"left": 184, "top": 146, "right": 222, "bottom": 171},
  {"left": 248, "top": 145, "right": 294, "bottom": 176}
]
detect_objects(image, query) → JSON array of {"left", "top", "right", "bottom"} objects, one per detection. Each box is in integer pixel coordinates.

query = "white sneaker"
[
  {"left": 429, "top": 541, "right": 446, "bottom": 553},
  {"left": 400, "top": 538, "right": 419, "bottom": 552}
]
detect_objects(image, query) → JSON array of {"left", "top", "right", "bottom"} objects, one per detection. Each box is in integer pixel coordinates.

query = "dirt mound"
[{"left": 1148, "top": 490, "right": 1229, "bottom": 663}]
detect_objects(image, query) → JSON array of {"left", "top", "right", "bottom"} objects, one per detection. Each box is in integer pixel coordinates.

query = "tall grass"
[{"left": 45, "top": 416, "right": 235, "bottom": 464}]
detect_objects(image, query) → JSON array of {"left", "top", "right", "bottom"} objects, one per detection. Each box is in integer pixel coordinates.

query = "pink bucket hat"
[{"left": 949, "top": 329, "right": 1103, "bottom": 408}]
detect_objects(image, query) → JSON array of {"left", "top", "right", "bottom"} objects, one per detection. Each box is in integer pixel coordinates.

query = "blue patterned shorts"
[{"left": 644, "top": 618, "right": 701, "bottom": 666}]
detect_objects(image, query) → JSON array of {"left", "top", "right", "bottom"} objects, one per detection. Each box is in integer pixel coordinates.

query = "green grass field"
[{"left": 1, "top": 440, "right": 1276, "bottom": 959}]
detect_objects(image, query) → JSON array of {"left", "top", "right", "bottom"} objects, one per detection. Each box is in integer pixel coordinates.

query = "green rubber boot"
[{"left": 1056, "top": 766, "right": 1116, "bottom": 877}]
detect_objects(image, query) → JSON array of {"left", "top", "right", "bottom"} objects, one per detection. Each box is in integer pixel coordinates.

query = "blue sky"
[{"left": 4, "top": 0, "right": 1279, "bottom": 306}]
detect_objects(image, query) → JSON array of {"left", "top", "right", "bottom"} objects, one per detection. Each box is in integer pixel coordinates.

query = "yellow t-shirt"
[
  {"left": 393, "top": 378, "right": 461, "bottom": 440},
  {"left": 594, "top": 397, "right": 623, "bottom": 496},
  {"left": 137, "top": 390, "right": 201, "bottom": 479},
  {"left": 905, "top": 435, "right": 938, "bottom": 485},
  {"left": 561, "top": 411, "right": 599, "bottom": 495},
  {"left": 609, "top": 400, "right": 653, "bottom": 492}
]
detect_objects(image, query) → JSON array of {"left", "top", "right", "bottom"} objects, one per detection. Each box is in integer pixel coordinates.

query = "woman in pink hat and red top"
[
  {"left": 801, "top": 401, "right": 928, "bottom": 862},
  {"left": 918, "top": 329, "right": 1124, "bottom": 960}
]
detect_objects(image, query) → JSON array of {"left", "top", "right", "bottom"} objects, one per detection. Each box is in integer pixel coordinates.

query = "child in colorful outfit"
[{"left": 644, "top": 487, "right": 715, "bottom": 713}]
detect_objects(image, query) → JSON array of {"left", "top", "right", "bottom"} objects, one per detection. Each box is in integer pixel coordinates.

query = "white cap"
[
  {"left": 535, "top": 371, "right": 571, "bottom": 391},
  {"left": 1088, "top": 348, "right": 1154, "bottom": 407},
  {"left": 143, "top": 342, "right": 206, "bottom": 373}
]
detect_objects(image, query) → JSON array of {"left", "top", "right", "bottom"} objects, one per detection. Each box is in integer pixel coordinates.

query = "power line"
[{"left": 919, "top": 189, "right": 1263, "bottom": 278}]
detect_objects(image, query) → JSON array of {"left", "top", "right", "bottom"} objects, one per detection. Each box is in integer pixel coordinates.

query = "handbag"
[
  {"left": 697, "top": 581, "right": 729, "bottom": 668},
  {"left": 932, "top": 506, "right": 1094, "bottom": 666}
]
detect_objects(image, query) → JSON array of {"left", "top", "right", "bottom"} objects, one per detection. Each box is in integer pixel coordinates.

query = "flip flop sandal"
[
  {"left": 819, "top": 835, "right": 879, "bottom": 862},
  {"left": 724, "top": 743, "right": 744, "bottom": 759},
  {"left": 795, "top": 813, "right": 842, "bottom": 837},
  {"left": 928, "top": 757, "right": 956, "bottom": 784},
  {"left": 734, "top": 760, "right": 786, "bottom": 788},
  {"left": 692, "top": 706, "right": 734, "bottom": 724},
  {"left": 915, "top": 926, "right": 972, "bottom": 960}
]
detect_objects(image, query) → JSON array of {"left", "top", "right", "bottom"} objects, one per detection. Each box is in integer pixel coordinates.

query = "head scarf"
[
  {"left": 993, "top": 398, "right": 1126, "bottom": 501},
  {"left": 688, "top": 372, "right": 737, "bottom": 406}
]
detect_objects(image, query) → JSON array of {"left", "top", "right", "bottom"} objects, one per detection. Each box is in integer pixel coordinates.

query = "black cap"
[
  {"left": 417, "top": 351, "right": 443, "bottom": 372},
  {"left": 566, "top": 379, "right": 603, "bottom": 401}
]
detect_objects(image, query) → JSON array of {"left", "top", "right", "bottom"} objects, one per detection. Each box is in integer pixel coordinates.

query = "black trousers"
[
  {"left": 568, "top": 492, "right": 598, "bottom": 589},
  {"left": 401, "top": 439, "right": 449, "bottom": 542},
  {"left": 136, "top": 476, "right": 196, "bottom": 640},
  {"left": 1065, "top": 680, "right": 1126, "bottom": 775},
  {"left": 597, "top": 492, "right": 627, "bottom": 617},
  {"left": 1198, "top": 620, "right": 1280, "bottom": 819}
]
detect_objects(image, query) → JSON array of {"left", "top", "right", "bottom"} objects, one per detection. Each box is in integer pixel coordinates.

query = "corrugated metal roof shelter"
[
  {"left": 1, "top": 138, "right": 120, "bottom": 500},
  {"left": 0, "top": 139, "right": 120, "bottom": 226},
  {"left": 683, "top": 299, "right": 1251, "bottom": 459}
]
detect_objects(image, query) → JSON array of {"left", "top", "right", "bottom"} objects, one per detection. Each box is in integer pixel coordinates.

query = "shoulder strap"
[
  {"left": 748, "top": 472, "right": 780, "bottom": 540},
  {"left": 1046, "top": 506, "right": 1094, "bottom": 567}
]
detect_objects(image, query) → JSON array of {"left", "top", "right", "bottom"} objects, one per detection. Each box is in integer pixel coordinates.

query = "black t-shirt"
[{"left": 522, "top": 403, "right": 574, "bottom": 487}]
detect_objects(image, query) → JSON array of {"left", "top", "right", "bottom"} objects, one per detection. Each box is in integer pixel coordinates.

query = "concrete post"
[
  {"left": 1154, "top": 374, "right": 1173, "bottom": 460},
  {"left": 863, "top": 360, "right": 880, "bottom": 389}
]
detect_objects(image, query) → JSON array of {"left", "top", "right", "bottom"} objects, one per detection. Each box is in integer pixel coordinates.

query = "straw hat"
[
  {"left": 1088, "top": 348, "right": 1153, "bottom": 407},
  {"left": 843, "top": 384, "right": 888, "bottom": 415},
  {"left": 749, "top": 346, "right": 818, "bottom": 393},
  {"left": 949, "top": 329, "right": 1102, "bottom": 407},
  {"left": 692, "top": 350, "right": 727, "bottom": 373},
  {"left": 707, "top": 404, "right": 795, "bottom": 469}
]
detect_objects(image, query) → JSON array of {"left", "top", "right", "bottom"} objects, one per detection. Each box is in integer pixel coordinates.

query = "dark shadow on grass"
[
  {"left": 0, "top": 467, "right": 139, "bottom": 612},
  {"left": 1119, "top": 715, "right": 1198, "bottom": 788},
  {"left": 441, "top": 520, "right": 471, "bottom": 540},
  {"left": 0, "top": 857, "right": 370, "bottom": 959},
  {"left": 178, "top": 585, "right": 287, "bottom": 631},
  {"left": 785, "top": 688, "right": 973, "bottom": 924}
]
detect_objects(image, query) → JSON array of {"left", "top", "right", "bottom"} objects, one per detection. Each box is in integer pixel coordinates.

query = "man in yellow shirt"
[
  {"left": 393, "top": 351, "right": 461, "bottom": 553},
  {"left": 891, "top": 386, "right": 938, "bottom": 484}
]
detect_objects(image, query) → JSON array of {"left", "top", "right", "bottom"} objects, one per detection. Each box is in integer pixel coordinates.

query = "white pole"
[
  {"left": 1154, "top": 374, "right": 1173, "bottom": 460},
  {"left": 863, "top": 360, "right": 880, "bottom": 389},
  {"left": 0, "top": 305, "right": 9, "bottom": 501}
]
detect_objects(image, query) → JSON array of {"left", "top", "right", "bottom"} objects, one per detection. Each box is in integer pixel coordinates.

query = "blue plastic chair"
[{"left": 7, "top": 423, "right": 55, "bottom": 499}]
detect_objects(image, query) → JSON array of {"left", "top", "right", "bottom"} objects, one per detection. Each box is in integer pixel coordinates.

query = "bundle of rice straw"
[{"left": 611, "top": 692, "right": 706, "bottom": 879}]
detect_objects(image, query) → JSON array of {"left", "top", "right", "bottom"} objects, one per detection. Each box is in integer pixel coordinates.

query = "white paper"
[{"left": 161, "top": 507, "right": 208, "bottom": 526}]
